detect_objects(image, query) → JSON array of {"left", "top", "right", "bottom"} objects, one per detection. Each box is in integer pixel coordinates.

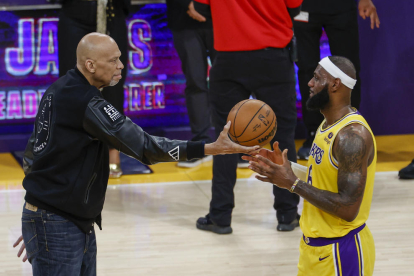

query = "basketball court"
[{"left": 1, "top": 135, "right": 413, "bottom": 276}]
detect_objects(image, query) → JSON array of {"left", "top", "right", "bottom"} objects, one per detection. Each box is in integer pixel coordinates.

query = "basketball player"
[
  {"left": 244, "top": 56, "right": 376, "bottom": 275},
  {"left": 13, "top": 33, "right": 258, "bottom": 276}
]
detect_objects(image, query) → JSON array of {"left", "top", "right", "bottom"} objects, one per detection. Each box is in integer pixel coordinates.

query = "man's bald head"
[
  {"left": 76, "top": 33, "right": 124, "bottom": 89},
  {"left": 76, "top": 32, "right": 118, "bottom": 66}
]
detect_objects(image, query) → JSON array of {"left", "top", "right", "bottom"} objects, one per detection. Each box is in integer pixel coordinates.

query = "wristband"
[{"left": 290, "top": 178, "right": 300, "bottom": 193}]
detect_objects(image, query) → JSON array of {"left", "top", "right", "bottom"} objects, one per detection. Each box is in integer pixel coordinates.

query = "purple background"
[{"left": 358, "top": 1, "right": 414, "bottom": 135}]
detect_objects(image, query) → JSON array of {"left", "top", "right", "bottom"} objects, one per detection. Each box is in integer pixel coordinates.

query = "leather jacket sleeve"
[
  {"left": 23, "top": 129, "right": 35, "bottom": 175},
  {"left": 82, "top": 96, "right": 205, "bottom": 165}
]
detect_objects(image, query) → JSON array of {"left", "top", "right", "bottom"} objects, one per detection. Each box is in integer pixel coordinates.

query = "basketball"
[{"left": 227, "top": 99, "right": 277, "bottom": 147}]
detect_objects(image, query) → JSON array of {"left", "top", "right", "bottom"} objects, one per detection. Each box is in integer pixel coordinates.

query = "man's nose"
[
  {"left": 118, "top": 59, "right": 124, "bottom": 69},
  {"left": 308, "top": 78, "right": 314, "bottom": 87}
]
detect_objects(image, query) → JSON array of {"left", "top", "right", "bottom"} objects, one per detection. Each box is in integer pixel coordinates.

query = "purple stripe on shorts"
[
  {"left": 303, "top": 223, "right": 365, "bottom": 247},
  {"left": 334, "top": 243, "right": 341, "bottom": 276},
  {"left": 356, "top": 234, "right": 364, "bottom": 275},
  {"left": 338, "top": 232, "right": 360, "bottom": 276}
]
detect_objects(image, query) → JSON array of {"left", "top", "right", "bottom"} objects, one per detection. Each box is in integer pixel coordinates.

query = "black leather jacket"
[{"left": 22, "top": 68, "right": 204, "bottom": 233}]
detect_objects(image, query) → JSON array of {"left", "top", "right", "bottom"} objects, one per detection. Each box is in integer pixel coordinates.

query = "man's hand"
[
  {"left": 242, "top": 141, "right": 283, "bottom": 166},
  {"left": 205, "top": 121, "right": 260, "bottom": 156},
  {"left": 359, "top": 0, "right": 380, "bottom": 29},
  {"left": 187, "top": 1, "right": 206, "bottom": 22},
  {"left": 13, "top": 235, "right": 28, "bottom": 262},
  {"left": 246, "top": 149, "right": 297, "bottom": 190}
]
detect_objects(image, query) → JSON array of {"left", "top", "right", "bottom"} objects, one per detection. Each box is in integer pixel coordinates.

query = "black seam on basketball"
[
  {"left": 234, "top": 103, "right": 267, "bottom": 138},
  {"left": 237, "top": 112, "right": 276, "bottom": 143},
  {"left": 232, "top": 100, "right": 250, "bottom": 143}
]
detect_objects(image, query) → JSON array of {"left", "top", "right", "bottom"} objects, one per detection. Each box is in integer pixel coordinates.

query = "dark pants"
[
  {"left": 294, "top": 9, "right": 361, "bottom": 133},
  {"left": 208, "top": 48, "right": 300, "bottom": 226},
  {"left": 172, "top": 28, "right": 215, "bottom": 143},
  {"left": 21, "top": 204, "right": 97, "bottom": 276},
  {"left": 58, "top": 1, "right": 128, "bottom": 114}
]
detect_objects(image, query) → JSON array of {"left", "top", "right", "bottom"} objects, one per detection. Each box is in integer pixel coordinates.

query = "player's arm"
[
  {"left": 246, "top": 124, "right": 373, "bottom": 222},
  {"left": 294, "top": 124, "right": 373, "bottom": 221},
  {"left": 83, "top": 96, "right": 258, "bottom": 165}
]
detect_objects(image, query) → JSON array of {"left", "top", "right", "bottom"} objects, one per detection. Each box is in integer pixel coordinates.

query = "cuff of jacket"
[{"left": 186, "top": 141, "right": 205, "bottom": 160}]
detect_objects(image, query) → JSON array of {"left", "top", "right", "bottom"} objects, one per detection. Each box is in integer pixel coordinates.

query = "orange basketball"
[{"left": 227, "top": 99, "right": 277, "bottom": 147}]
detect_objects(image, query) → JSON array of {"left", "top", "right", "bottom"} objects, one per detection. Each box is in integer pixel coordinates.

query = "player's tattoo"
[
  {"left": 294, "top": 125, "right": 370, "bottom": 222},
  {"left": 334, "top": 127, "right": 367, "bottom": 212}
]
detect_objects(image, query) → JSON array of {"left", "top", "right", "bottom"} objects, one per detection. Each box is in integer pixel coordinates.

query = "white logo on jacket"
[
  {"left": 168, "top": 146, "right": 180, "bottom": 161},
  {"left": 103, "top": 104, "right": 121, "bottom": 122}
]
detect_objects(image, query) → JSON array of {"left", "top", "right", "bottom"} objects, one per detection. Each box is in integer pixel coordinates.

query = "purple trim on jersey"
[
  {"left": 303, "top": 223, "right": 366, "bottom": 247},
  {"left": 329, "top": 149, "right": 339, "bottom": 169},
  {"left": 320, "top": 109, "right": 359, "bottom": 133}
]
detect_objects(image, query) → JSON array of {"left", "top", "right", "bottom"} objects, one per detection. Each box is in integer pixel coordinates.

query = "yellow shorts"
[{"left": 297, "top": 224, "right": 375, "bottom": 276}]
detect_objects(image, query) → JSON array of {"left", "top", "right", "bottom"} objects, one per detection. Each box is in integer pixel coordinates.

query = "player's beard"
[{"left": 306, "top": 84, "right": 330, "bottom": 111}]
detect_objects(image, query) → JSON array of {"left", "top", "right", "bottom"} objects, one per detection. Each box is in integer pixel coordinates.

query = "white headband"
[{"left": 318, "top": 57, "right": 357, "bottom": 89}]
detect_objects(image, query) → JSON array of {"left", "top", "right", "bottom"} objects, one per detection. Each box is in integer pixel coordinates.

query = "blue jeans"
[{"left": 21, "top": 203, "right": 97, "bottom": 276}]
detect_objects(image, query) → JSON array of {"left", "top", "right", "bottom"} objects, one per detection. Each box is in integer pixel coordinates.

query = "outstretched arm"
[
  {"left": 83, "top": 97, "right": 258, "bottom": 165},
  {"left": 245, "top": 124, "right": 374, "bottom": 222}
]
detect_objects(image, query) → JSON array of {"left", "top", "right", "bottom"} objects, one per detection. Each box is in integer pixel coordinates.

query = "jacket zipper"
[{"left": 84, "top": 173, "right": 97, "bottom": 204}]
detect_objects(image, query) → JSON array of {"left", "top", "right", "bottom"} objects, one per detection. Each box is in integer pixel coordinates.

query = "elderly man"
[{"left": 14, "top": 33, "right": 258, "bottom": 276}]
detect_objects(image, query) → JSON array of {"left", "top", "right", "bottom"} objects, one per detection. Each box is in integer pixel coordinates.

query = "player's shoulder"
[
  {"left": 338, "top": 123, "right": 372, "bottom": 141},
  {"left": 334, "top": 123, "right": 374, "bottom": 158}
]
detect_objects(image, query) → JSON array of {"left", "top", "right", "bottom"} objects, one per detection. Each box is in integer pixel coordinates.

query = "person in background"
[
  {"left": 190, "top": 0, "right": 302, "bottom": 234},
  {"left": 294, "top": 0, "right": 380, "bottom": 160},
  {"left": 399, "top": 159, "right": 414, "bottom": 179},
  {"left": 58, "top": 0, "right": 130, "bottom": 177},
  {"left": 166, "top": 0, "right": 215, "bottom": 168}
]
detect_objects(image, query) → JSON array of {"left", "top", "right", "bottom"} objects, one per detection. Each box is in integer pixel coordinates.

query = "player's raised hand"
[
  {"left": 242, "top": 141, "right": 283, "bottom": 166},
  {"left": 205, "top": 121, "right": 260, "bottom": 156},
  {"left": 358, "top": 0, "right": 380, "bottom": 29},
  {"left": 248, "top": 149, "right": 297, "bottom": 190},
  {"left": 13, "top": 235, "right": 28, "bottom": 262}
]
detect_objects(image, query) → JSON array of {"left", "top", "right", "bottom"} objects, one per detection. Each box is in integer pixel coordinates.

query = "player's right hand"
[{"left": 242, "top": 141, "right": 283, "bottom": 167}]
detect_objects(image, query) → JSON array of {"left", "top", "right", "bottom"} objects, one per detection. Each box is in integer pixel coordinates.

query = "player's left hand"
[
  {"left": 242, "top": 141, "right": 283, "bottom": 166},
  {"left": 205, "top": 121, "right": 260, "bottom": 156},
  {"left": 13, "top": 235, "right": 28, "bottom": 262},
  {"left": 358, "top": 0, "right": 380, "bottom": 29},
  {"left": 247, "top": 148, "right": 297, "bottom": 190}
]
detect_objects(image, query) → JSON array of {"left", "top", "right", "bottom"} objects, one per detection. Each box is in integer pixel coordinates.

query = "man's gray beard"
[
  {"left": 109, "top": 79, "right": 119, "bottom": 86},
  {"left": 109, "top": 80, "right": 119, "bottom": 86}
]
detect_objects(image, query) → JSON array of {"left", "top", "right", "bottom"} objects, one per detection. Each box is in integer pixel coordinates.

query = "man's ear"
[
  {"left": 331, "top": 78, "right": 342, "bottom": 92},
  {"left": 85, "top": 59, "right": 95, "bottom": 73}
]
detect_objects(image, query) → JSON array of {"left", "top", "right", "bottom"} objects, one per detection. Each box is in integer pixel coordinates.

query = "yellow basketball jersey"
[{"left": 300, "top": 109, "right": 377, "bottom": 238}]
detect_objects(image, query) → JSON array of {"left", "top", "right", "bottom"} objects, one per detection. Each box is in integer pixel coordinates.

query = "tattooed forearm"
[{"left": 294, "top": 126, "right": 369, "bottom": 222}]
